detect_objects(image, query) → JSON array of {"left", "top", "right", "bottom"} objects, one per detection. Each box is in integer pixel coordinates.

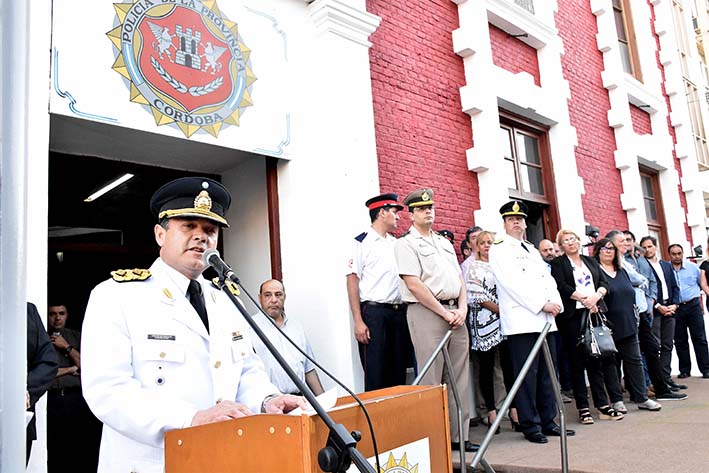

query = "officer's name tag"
[
  {"left": 148, "top": 334, "right": 176, "bottom": 341},
  {"left": 232, "top": 331, "right": 243, "bottom": 341}
]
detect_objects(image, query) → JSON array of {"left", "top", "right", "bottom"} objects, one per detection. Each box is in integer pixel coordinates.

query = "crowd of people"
[
  {"left": 349, "top": 189, "right": 709, "bottom": 447},
  {"left": 25, "top": 178, "right": 709, "bottom": 470}
]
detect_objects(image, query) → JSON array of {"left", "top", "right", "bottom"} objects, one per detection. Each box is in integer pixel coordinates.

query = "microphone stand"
[{"left": 212, "top": 274, "right": 375, "bottom": 473}]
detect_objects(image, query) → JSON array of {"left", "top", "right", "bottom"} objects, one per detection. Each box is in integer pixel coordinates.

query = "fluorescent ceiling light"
[{"left": 84, "top": 173, "right": 134, "bottom": 202}]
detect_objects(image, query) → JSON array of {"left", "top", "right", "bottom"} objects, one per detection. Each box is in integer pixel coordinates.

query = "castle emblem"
[{"left": 107, "top": 0, "right": 256, "bottom": 138}]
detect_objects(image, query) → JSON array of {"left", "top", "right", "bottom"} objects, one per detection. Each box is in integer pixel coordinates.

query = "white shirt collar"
[{"left": 154, "top": 257, "right": 203, "bottom": 298}]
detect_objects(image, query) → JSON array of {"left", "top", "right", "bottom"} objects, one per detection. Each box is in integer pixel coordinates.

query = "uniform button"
[
  {"left": 214, "top": 361, "right": 222, "bottom": 368},
  {"left": 159, "top": 352, "right": 166, "bottom": 359},
  {"left": 156, "top": 376, "right": 165, "bottom": 386},
  {"left": 241, "top": 352, "right": 246, "bottom": 357}
]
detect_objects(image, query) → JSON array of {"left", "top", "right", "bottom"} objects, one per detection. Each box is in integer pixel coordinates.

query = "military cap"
[
  {"left": 403, "top": 188, "right": 435, "bottom": 208},
  {"left": 499, "top": 200, "right": 528, "bottom": 219},
  {"left": 365, "top": 193, "right": 404, "bottom": 211},
  {"left": 150, "top": 177, "right": 231, "bottom": 227},
  {"left": 439, "top": 229, "right": 454, "bottom": 243}
]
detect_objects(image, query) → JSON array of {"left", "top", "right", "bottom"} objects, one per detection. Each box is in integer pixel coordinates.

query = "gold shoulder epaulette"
[
  {"left": 493, "top": 239, "right": 504, "bottom": 245},
  {"left": 111, "top": 268, "right": 151, "bottom": 282}
]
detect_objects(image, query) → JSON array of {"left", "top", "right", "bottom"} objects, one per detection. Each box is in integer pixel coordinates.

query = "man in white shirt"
[
  {"left": 640, "top": 236, "right": 685, "bottom": 392},
  {"left": 460, "top": 226, "right": 482, "bottom": 277},
  {"left": 251, "top": 279, "right": 324, "bottom": 396},
  {"left": 347, "top": 193, "right": 412, "bottom": 391}
]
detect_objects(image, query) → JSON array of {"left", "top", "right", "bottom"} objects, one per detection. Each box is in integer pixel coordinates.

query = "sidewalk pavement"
[{"left": 455, "top": 376, "right": 709, "bottom": 472}]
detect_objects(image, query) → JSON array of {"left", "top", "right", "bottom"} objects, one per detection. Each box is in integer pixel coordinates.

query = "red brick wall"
[
  {"left": 367, "top": 0, "right": 478, "bottom": 251},
  {"left": 629, "top": 104, "right": 653, "bottom": 135},
  {"left": 647, "top": 1, "right": 692, "bottom": 243},
  {"left": 489, "top": 24, "right": 541, "bottom": 87},
  {"left": 556, "top": 1, "right": 628, "bottom": 235}
]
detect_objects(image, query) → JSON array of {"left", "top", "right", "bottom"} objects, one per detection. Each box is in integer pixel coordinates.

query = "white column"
[
  {"left": 1, "top": 0, "right": 31, "bottom": 471},
  {"left": 277, "top": 0, "right": 381, "bottom": 391}
]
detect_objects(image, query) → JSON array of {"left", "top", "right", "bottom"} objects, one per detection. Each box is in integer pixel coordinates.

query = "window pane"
[
  {"left": 500, "top": 127, "right": 514, "bottom": 158},
  {"left": 516, "top": 133, "right": 541, "bottom": 165},
  {"left": 504, "top": 158, "right": 518, "bottom": 191},
  {"left": 641, "top": 175, "right": 654, "bottom": 198},
  {"left": 645, "top": 198, "right": 658, "bottom": 221},
  {"left": 619, "top": 43, "right": 632, "bottom": 74},
  {"left": 614, "top": 11, "right": 627, "bottom": 41},
  {"left": 520, "top": 163, "right": 544, "bottom": 195}
]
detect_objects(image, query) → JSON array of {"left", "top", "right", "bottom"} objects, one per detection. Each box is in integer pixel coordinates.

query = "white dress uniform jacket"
[
  {"left": 82, "top": 258, "right": 278, "bottom": 473},
  {"left": 489, "top": 234, "right": 562, "bottom": 336}
]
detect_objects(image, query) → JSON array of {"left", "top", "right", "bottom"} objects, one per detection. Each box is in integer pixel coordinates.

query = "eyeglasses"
[
  {"left": 561, "top": 236, "right": 578, "bottom": 245},
  {"left": 600, "top": 246, "right": 615, "bottom": 252}
]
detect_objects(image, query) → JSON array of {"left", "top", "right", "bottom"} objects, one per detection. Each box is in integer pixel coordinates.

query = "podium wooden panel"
[{"left": 165, "top": 385, "right": 451, "bottom": 472}]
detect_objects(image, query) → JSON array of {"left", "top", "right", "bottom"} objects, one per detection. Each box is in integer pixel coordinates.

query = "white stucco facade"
[
  {"left": 452, "top": 0, "right": 587, "bottom": 237},
  {"left": 6, "top": 0, "right": 383, "bottom": 470}
]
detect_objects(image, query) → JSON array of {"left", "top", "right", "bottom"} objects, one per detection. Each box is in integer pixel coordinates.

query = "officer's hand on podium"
[
  {"left": 191, "top": 400, "right": 253, "bottom": 426},
  {"left": 262, "top": 394, "right": 307, "bottom": 414}
]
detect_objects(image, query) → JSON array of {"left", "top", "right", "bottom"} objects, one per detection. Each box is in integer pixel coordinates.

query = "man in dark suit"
[
  {"left": 640, "top": 236, "right": 685, "bottom": 391},
  {"left": 27, "top": 302, "right": 59, "bottom": 463}
]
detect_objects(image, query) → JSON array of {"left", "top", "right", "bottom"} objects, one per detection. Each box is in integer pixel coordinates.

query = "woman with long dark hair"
[{"left": 593, "top": 238, "right": 662, "bottom": 413}]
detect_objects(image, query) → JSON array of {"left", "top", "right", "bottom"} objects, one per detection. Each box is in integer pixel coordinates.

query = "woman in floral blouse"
[{"left": 466, "top": 230, "right": 518, "bottom": 432}]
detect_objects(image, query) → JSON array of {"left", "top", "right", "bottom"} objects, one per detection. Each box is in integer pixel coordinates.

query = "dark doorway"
[{"left": 47, "top": 153, "right": 220, "bottom": 329}]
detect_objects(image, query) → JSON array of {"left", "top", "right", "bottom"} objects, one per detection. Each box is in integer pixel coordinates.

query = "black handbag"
[{"left": 577, "top": 310, "right": 617, "bottom": 358}]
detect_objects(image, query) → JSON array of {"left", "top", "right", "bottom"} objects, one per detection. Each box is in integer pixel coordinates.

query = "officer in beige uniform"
[
  {"left": 395, "top": 188, "right": 476, "bottom": 453},
  {"left": 82, "top": 177, "right": 304, "bottom": 473}
]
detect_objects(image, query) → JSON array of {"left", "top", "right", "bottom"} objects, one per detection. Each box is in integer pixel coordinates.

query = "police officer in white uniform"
[
  {"left": 81, "top": 177, "right": 304, "bottom": 473},
  {"left": 489, "top": 200, "right": 572, "bottom": 444},
  {"left": 347, "top": 193, "right": 412, "bottom": 391}
]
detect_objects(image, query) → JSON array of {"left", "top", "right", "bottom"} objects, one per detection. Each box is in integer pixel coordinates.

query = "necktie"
[
  {"left": 521, "top": 242, "right": 529, "bottom": 253},
  {"left": 187, "top": 280, "right": 209, "bottom": 333}
]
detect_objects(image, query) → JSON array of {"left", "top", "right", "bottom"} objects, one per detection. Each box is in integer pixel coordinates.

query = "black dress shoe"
[
  {"left": 702, "top": 373, "right": 709, "bottom": 379},
  {"left": 524, "top": 432, "right": 548, "bottom": 444},
  {"left": 542, "top": 425, "right": 576, "bottom": 437},
  {"left": 678, "top": 372, "right": 690, "bottom": 379},
  {"left": 451, "top": 441, "right": 480, "bottom": 452}
]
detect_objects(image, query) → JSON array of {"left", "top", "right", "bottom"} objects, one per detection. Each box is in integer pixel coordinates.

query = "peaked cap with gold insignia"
[
  {"left": 403, "top": 188, "right": 435, "bottom": 208},
  {"left": 150, "top": 177, "right": 231, "bottom": 227},
  {"left": 499, "top": 200, "right": 528, "bottom": 218}
]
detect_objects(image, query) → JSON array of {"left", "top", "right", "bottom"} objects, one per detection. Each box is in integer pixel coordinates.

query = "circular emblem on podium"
[{"left": 107, "top": 0, "right": 257, "bottom": 138}]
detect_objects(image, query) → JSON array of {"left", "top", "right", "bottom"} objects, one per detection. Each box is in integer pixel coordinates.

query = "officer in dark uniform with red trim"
[{"left": 346, "top": 193, "right": 413, "bottom": 391}]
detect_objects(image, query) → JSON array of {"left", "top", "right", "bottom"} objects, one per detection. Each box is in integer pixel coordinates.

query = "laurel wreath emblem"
[{"left": 150, "top": 56, "right": 223, "bottom": 96}]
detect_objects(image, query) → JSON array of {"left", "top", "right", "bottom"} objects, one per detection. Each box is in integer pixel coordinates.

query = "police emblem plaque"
[{"left": 107, "top": 0, "right": 256, "bottom": 138}]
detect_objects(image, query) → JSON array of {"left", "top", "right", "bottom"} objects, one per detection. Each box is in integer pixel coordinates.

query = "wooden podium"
[{"left": 165, "top": 385, "right": 451, "bottom": 472}]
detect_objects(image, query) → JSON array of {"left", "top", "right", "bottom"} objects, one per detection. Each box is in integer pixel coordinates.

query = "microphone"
[{"left": 202, "top": 248, "right": 238, "bottom": 283}]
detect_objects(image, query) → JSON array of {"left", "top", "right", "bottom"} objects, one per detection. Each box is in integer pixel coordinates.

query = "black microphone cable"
[
  {"left": 202, "top": 250, "right": 381, "bottom": 472},
  {"left": 239, "top": 282, "right": 382, "bottom": 473}
]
